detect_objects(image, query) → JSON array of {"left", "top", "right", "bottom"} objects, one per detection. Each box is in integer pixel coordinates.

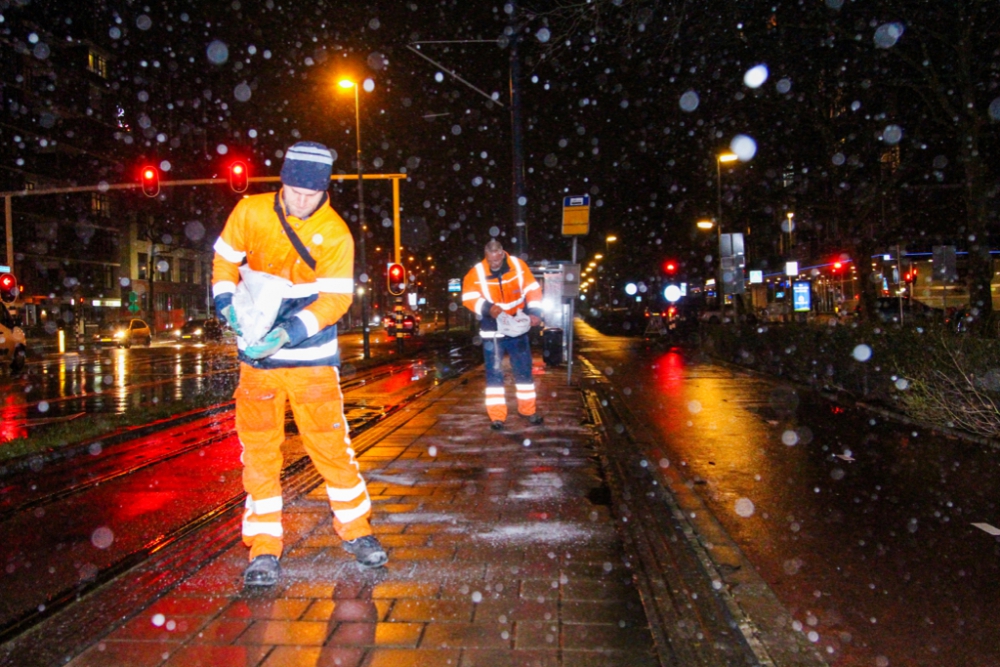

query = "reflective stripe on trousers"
[
  {"left": 236, "top": 363, "right": 373, "bottom": 560},
  {"left": 482, "top": 333, "right": 536, "bottom": 422}
]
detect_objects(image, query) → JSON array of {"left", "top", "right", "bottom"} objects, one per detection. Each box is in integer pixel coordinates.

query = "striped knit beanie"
[{"left": 280, "top": 141, "right": 334, "bottom": 191}]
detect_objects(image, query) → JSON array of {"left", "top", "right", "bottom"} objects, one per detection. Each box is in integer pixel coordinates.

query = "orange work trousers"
[{"left": 235, "top": 363, "right": 372, "bottom": 561}]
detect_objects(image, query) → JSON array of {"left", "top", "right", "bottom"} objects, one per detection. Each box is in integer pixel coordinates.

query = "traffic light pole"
[
  {"left": 2, "top": 173, "right": 407, "bottom": 333},
  {"left": 4, "top": 196, "right": 12, "bottom": 271}
]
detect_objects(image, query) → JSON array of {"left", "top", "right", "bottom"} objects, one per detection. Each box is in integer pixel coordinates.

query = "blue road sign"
[{"left": 793, "top": 281, "right": 811, "bottom": 312}]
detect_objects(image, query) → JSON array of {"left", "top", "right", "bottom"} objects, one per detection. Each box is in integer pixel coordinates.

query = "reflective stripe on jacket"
[
  {"left": 211, "top": 191, "right": 354, "bottom": 368},
  {"left": 461, "top": 253, "right": 542, "bottom": 338}
]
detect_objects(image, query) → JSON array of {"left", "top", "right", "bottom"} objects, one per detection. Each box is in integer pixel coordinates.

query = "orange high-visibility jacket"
[
  {"left": 462, "top": 252, "right": 542, "bottom": 338},
  {"left": 212, "top": 191, "right": 354, "bottom": 368}
]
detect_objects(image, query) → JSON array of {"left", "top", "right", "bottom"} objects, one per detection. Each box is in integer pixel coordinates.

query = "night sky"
[{"left": 4, "top": 0, "right": 999, "bottom": 303}]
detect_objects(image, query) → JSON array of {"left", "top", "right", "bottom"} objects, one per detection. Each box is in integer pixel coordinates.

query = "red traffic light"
[
  {"left": 229, "top": 160, "right": 249, "bottom": 193},
  {"left": 662, "top": 259, "right": 677, "bottom": 274},
  {"left": 832, "top": 262, "right": 842, "bottom": 272},
  {"left": 387, "top": 263, "right": 406, "bottom": 296},
  {"left": 0, "top": 272, "right": 18, "bottom": 303},
  {"left": 140, "top": 165, "right": 160, "bottom": 197}
]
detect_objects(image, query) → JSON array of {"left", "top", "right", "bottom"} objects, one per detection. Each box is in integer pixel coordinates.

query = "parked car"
[
  {"left": 384, "top": 307, "right": 419, "bottom": 338},
  {"left": 758, "top": 302, "right": 789, "bottom": 323},
  {"left": 698, "top": 306, "right": 736, "bottom": 324},
  {"left": 0, "top": 306, "right": 26, "bottom": 371},
  {"left": 586, "top": 307, "right": 648, "bottom": 335},
  {"left": 93, "top": 318, "right": 152, "bottom": 348},
  {"left": 174, "top": 318, "right": 223, "bottom": 343}
]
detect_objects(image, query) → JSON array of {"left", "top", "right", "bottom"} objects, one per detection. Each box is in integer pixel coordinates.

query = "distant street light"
[
  {"left": 338, "top": 78, "right": 370, "bottom": 360},
  {"left": 784, "top": 212, "right": 795, "bottom": 254},
  {"left": 605, "top": 234, "right": 617, "bottom": 254}
]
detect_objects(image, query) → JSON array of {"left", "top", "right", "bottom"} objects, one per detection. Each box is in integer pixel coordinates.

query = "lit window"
[
  {"left": 91, "top": 193, "right": 111, "bottom": 218},
  {"left": 88, "top": 50, "right": 108, "bottom": 78}
]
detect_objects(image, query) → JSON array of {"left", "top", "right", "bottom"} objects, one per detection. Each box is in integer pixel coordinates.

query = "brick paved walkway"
[{"left": 65, "top": 362, "right": 659, "bottom": 667}]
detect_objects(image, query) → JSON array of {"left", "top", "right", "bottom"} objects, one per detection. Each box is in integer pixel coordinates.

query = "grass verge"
[{"left": 0, "top": 385, "right": 236, "bottom": 466}]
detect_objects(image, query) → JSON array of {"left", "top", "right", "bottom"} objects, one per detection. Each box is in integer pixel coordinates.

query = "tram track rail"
[
  {"left": 0, "top": 347, "right": 478, "bottom": 647},
  {"left": 0, "top": 349, "right": 464, "bottom": 512}
]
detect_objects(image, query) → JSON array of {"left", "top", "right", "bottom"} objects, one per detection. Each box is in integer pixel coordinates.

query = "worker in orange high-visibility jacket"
[
  {"left": 462, "top": 239, "right": 545, "bottom": 430},
  {"left": 212, "top": 141, "right": 387, "bottom": 587}
]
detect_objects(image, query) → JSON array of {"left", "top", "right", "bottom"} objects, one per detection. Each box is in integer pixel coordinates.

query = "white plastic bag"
[
  {"left": 496, "top": 309, "right": 532, "bottom": 337},
  {"left": 232, "top": 265, "right": 292, "bottom": 347}
]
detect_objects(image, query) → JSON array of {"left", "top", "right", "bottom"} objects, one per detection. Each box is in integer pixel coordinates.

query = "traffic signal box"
[
  {"left": 141, "top": 165, "right": 160, "bottom": 197},
  {"left": 0, "top": 272, "right": 18, "bottom": 303},
  {"left": 229, "top": 160, "right": 249, "bottom": 193},
  {"left": 387, "top": 263, "right": 406, "bottom": 296}
]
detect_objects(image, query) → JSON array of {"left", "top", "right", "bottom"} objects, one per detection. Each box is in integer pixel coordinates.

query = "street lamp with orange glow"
[
  {"left": 338, "top": 77, "right": 370, "bottom": 359},
  {"left": 713, "top": 153, "right": 740, "bottom": 306},
  {"left": 784, "top": 211, "right": 795, "bottom": 254},
  {"left": 716, "top": 152, "right": 738, "bottom": 235},
  {"left": 697, "top": 218, "right": 716, "bottom": 240}
]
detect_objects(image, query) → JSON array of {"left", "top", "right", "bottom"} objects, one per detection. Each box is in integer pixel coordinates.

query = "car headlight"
[
  {"left": 194, "top": 328, "right": 202, "bottom": 336},
  {"left": 114, "top": 330, "right": 125, "bottom": 338},
  {"left": 174, "top": 329, "right": 182, "bottom": 337}
]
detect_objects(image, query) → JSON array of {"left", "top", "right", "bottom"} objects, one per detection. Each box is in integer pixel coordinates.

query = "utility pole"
[{"left": 509, "top": 0, "right": 528, "bottom": 257}]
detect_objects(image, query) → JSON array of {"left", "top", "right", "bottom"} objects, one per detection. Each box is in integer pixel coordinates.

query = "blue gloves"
[
  {"left": 220, "top": 304, "right": 242, "bottom": 336},
  {"left": 244, "top": 327, "right": 290, "bottom": 359}
]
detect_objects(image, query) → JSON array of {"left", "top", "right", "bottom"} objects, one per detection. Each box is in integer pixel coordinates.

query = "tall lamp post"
[
  {"left": 603, "top": 237, "right": 617, "bottom": 304},
  {"left": 715, "top": 152, "right": 738, "bottom": 238},
  {"left": 784, "top": 212, "right": 795, "bottom": 255},
  {"left": 716, "top": 152, "right": 739, "bottom": 305},
  {"left": 339, "top": 78, "right": 370, "bottom": 360},
  {"left": 696, "top": 219, "right": 719, "bottom": 304}
]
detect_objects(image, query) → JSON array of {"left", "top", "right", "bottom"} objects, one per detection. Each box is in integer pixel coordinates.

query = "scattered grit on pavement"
[{"left": 60, "top": 362, "right": 661, "bottom": 667}]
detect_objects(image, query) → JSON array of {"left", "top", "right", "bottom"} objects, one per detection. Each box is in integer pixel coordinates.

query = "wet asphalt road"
[
  {"left": 575, "top": 321, "right": 1000, "bottom": 666},
  {"left": 0, "top": 326, "right": 450, "bottom": 443}
]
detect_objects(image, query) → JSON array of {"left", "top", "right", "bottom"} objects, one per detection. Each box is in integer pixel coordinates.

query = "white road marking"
[{"left": 972, "top": 522, "right": 1000, "bottom": 536}]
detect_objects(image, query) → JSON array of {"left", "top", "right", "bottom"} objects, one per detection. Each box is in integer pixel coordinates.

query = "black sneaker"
[
  {"left": 244, "top": 555, "right": 280, "bottom": 587},
  {"left": 520, "top": 413, "right": 543, "bottom": 425},
  {"left": 343, "top": 535, "right": 388, "bottom": 569},
  {"left": 490, "top": 420, "right": 504, "bottom": 431}
]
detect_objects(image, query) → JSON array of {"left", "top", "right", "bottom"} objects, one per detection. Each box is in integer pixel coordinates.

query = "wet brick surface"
[{"left": 64, "top": 361, "right": 659, "bottom": 666}]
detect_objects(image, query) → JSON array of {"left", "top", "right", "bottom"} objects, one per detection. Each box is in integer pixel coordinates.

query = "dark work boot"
[
  {"left": 519, "top": 412, "right": 543, "bottom": 425},
  {"left": 490, "top": 420, "right": 504, "bottom": 431},
  {"left": 343, "top": 535, "right": 389, "bottom": 569},
  {"left": 244, "top": 555, "right": 280, "bottom": 587}
]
